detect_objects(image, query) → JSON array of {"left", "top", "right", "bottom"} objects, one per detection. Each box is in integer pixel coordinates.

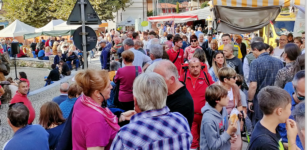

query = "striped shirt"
[{"left": 110, "top": 106, "right": 192, "bottom": 150}]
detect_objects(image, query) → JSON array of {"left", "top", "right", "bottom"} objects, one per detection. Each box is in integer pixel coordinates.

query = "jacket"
[
  {"left": 201, "top": 40, "right": 210, "bottom": 51},
  {"left": 200, "top": 103, "right": 230, "bottom": 150}
]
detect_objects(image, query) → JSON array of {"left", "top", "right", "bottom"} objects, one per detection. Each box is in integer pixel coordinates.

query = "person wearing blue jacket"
[
  {"left": 200, "top": 85, "right": 237, "bottom": 150},
  {"left": 99, "top": 40, "right": 111, "bottom": 70}
]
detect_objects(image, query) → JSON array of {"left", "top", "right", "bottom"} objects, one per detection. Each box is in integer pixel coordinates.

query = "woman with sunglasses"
[
  {"left": 72, "top": 69, "right": 135, "bottom": 150},
  {"left": 209, "top": 51, "right": 229, "bottom": 82},
  {"left": 184, "top": 35, "right": 202, "bottom": 60},
  {"left": 215, "top": 67, "right": 243, "bottom": 150}
]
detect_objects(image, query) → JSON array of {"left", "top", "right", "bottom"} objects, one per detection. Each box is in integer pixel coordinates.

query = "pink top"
[
  {"left": 114, "top": 66, "right": 142, "bottom": 102},
  {"left": 72, "top": 98, "right": 117, "bottom": 150},
  {"left": 184, "top": 46, "right": 202, "bottom": 60},
  {"left": 45, "top": 52, "right": 52, "bottom": 56}
]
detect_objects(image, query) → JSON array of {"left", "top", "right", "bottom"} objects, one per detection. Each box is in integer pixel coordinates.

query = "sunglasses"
[
  {"left": 191, "top": 40, "right": 197, "bottom": 42},
  {"left": 294, "top": 88, "right": 305, "bottom": 101}
]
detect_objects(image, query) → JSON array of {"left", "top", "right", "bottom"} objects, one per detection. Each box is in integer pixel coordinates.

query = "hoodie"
[{"left": 200, "top": 102, "right": 231, "bottom": 150}]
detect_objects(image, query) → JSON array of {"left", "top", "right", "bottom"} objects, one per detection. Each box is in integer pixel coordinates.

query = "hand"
[
  {"left": 230, "top": 134, "right": 238, "bottom": 143},
  {"left": 286, "top": 119, "right": 298, "bottom": 149},
  {"left": 248, "top": 102, "right": 254, "bottom": 112},
  {"left": 120, "top": 110, "right": 137, "bottom": 121},
  {"left": 227, "top": 121, "right": 237, "bottom": 136}
]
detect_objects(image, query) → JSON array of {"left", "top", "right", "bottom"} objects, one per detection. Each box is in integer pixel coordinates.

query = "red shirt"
[
  {"left": 167, "top": 48, "right": 184, "bottom": 73},
  {"left": 179, "top": 70, "right": 215, "bottom": 114},
  {"left": 10, "top": 92, "right": 35, "bottom": 124},
  {"left": 45, "top": 40, "right": 50, "bottom": 47}
]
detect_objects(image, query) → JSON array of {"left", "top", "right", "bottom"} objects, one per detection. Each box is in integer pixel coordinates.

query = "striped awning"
[
  {"left": 213, "top": 0, "right": 305, "bottom": 7},
  {"left": 148, "top": 14, "right": 198, "bottom": 23}
]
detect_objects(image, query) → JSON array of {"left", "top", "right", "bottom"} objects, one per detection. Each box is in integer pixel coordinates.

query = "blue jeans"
[{"left": 66, "top": 59, "right": 79, "bottom": 70}]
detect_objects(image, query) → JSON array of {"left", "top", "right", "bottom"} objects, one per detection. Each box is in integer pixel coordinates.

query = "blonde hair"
[
  {"left": 75, "top": 69, "right": 109, "bottom": 96},
  {"left": 218, "top": 67, "right": 236, "bottom": 82},
  {"left": 45, "top": 46, "right": 50, "bottom": 53},
  {"left": 210, "top": 39, "right": 218, "bottom": 50},
  {"left": 133, "top": 72, "right": 167, "bottom": 111},
  {"left": 212, "top": 52, "right": 227, "bottom": 79}
]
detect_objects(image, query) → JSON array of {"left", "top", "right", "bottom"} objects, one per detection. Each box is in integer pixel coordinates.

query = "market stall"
[
  {"left": 0, "top": 20, "right": 36, "bottom": 37},
  {"left": 212, "top": 0, "right": 306, "bottom": 34},
  {"left": 23, "top": 30, "right": 75, "bottom": 40},
  {"left": 35, "top": 19, "right": 65, "bottom": 32}
]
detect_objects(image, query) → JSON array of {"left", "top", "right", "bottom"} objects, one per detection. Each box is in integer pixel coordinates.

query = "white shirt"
[
  {"left": 301, "top": 48, "right": 305, "bottom": 54},
  {"left": 122, "top": 48, "right": 152, "bottom": 68},
  {"left": 243, "top": 57, "right": 250, "bottom": 86},
  {"left": 272, "top": 47, "right": 284, "bottom": 59}
]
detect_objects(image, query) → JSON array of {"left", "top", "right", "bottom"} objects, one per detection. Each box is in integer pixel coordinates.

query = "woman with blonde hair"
[
  {"left": 45, "top": 46, "right": 52, "bottom": 57},
  {"left": 72, "top": 69, "right": 134, "bottom": 150},
  {"left": 52, "top": 41, "right": 59, "bottom": 55},
  {"left": 208, "top": 51, "right": 229, "bottom": 82}
]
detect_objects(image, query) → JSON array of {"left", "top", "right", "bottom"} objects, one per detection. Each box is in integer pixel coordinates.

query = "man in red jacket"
[
  {"left": 179, "top": 58, "right": 215, "bottom": 150},
  {"left": 167, "top": 36, "right": 184, "bottom": 73},
  {"left": 10, "top": 80, "right": 35, "bottom": 124}
]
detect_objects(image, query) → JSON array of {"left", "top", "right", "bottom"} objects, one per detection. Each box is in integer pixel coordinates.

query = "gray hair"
[
  {"left": 292, "top": 101, "right": 305, "bottom": 130},
  {"left": 121, "top": 35, "right": 127, "bottom": 41},
  {"left": 134, "top": 40, "right": 143, "bottom": 46},
  {"left": 123, "top": 38, "right": 134, "bottom": 46},
  {"left": 149, "top": 44, "right": 163, "bottom": 59},
  {"left": 60, "top": 82, "right": 69, "bottom": 93},
  {"left": 292, "top": 70, "right": 305, "bottom": 87},
  {"left": 151, "top": 38, "right": 160, "bottom": 45},
  {"left": 251, "top": 36, "right": 264, "bottom": 43},
  {"left": 110, "top": 61, "right": 120, "bottom": 71},
  {"left": 149, "top": 60, "right": 179, "bottom": 79},
  {"left": 198, "top": 33, "right": 204, "bottom": 38},
  {"left": 133, "top": 72, "right": 167, "bottom": 111}
]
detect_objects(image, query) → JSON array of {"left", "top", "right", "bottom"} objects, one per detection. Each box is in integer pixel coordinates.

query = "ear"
[
  {"left": 134, "top": 96, "right": 141, "bottom": 113},
  {"left": 276, "top": 107, "right": 283, "bottom": 116}
]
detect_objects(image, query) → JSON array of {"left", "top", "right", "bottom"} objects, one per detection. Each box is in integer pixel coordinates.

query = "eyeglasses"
[
  {"left": 294, "top": 88, "right": 305, "bottom": 101},
  {"left": 191, "top": 40, "right": 197, "bottom": 42}
]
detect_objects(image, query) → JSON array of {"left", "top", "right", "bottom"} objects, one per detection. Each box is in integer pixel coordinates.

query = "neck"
[
  {"left": 173, "top": 46, "right": 179, "bottom": 51},
  {"left": 12, "top": 126, "right": 23, "bottom": 133},
  {"left": 191, "top": 73, "right": 200, "bottom": 78},
  {"left": 217, "top": 63, "right": 223, "bottom": 68},
  {"left": 215, "top": 104, "right": 223, "bottom": 113},
  {"left": 168, "top": 81, "right": 183, "bottom": 95},
  {"left": 260, "top": 116, "right": 280, "bottom": 134},
  {"left": 92, "top": 96, "right": 102, "bottom": 106},
  {"left": 285, "top": 59, "right": 294, "bottom": 64},
  {"left": 226, "top": 55, "right": 234, "bottom": 59},
  {"left": 279, "top": 45, "right": 285, "bottom": 49},
  {"left": 125, "top": 63, "right": 133, "bottom": 66},
  {"left": 221, "top": 82, "right": 231, "bottom": 90}
]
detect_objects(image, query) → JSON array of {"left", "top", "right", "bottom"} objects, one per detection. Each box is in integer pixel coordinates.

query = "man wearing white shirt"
[
  {"left": 123, "top": 38, "right": 152, "bottom": 71},
  {"left": 272, "top": 35, "right": 288, "bottom": 59},
  {"left": 146, "top": 31, "right": 157, "bottom": 53}
]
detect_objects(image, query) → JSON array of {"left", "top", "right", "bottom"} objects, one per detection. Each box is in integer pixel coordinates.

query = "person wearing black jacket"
[
  {"left": 66, "top": 50, "right": 79, "bottom": 71},
  {"left": 30, "top": 38, "right": 37, "bottom": 52},
  {"left": 201, "top": 34, "right": 213, "bottom": 50},
  {"left": 45, "top": 64, "right": 60, "bottom": 85},
  {"left": 235, "top": 35, "right": 247, "bottom": 62},
  {"left": 204, "top": 39, "right": 219, "bottom": 67},
  {"left": 60, "top": 60, "right": 70, "bottom": 77}
]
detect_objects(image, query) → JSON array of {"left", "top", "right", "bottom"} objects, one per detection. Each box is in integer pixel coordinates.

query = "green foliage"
[
  {"left": 147, "top": 11, "right": 153, "bottom": 17},
  {"left": 201, "top": 1, "right": 209, "bottom": 8},
  {"left": 176, "top": 2, "right": 179, "bottom": 13},
  {"left": 3, "top": 0, "right": 132, "bottom": 28}
]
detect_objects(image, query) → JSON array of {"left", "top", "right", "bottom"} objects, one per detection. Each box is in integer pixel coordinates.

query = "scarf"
[{"left": 80, "top": 94, "right": 120, "bottom": 131}]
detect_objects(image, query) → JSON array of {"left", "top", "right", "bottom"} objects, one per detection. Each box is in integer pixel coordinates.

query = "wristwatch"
[{"left": 248, "top": 100, "right": 253, "bottom": 103}]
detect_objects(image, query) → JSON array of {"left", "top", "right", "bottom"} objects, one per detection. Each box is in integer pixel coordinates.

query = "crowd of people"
[{"left": 2, "top": 24, "right": 306, "bottom": 150}]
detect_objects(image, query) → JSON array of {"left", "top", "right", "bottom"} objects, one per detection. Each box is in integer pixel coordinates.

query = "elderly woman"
[
  {"left": 110, "top": 72, "right": 192, "bottom": 149},
  {"left": 39, "top": 102, "right": 65, "bottom": 150},
  {"left": 73, "top": 69, "right": 134, "bottom": 150},
  {"left": 184, "top": 35, "right": 202, "bottom": 60},
  {"left": 198, "top": 33, "right": 205, "bottom": 46},
  {"left": 66, "top": 49, "right": 79, "bottom": 71},
  {"left": 114, "top": 50, "right": 142, "bottom": 111}
]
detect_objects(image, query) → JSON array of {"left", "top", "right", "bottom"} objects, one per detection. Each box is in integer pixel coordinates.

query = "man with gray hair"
[
  {"left": 110, "top": 72, "right": 192, "bottom": 149},
  {"left": 277, "top": 70, "right": 305, "bottom": 149},
  {"left": 147, "top": 59, "right": 194, "bottom": 128},
  {"left": 134, "top": 39, "right": 146, "bottom": 54},
  {"left": 122, "top": 38, "right": 151, "bottom": 69},
  {"left": 52, "top": 82, "right": 69, "bottom": 105},
  {"left": 223, "top": 44, "right": 243, "bottom": 75},
  {"left": 291, "top": 101, "right": 305, "bottom": 149},
  {"left": 149, "top": 44, "right": 163, "bottom": 64}
]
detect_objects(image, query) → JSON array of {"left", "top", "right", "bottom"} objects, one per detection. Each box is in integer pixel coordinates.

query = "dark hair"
[
  {"left": 190, "top": 35, "right": 198, "bottom": 43},
  {"left": 149, "top": 31, "right": 156, "bottom": 35},
  {"left": 288, "top": 33, "right": 293, "bottom": 38},
  {"left": 67, "top": 83, "right": 82, "bottom": 98},
  {"left": 258, "top": 86, "right": 291, "bottom": 115},
  {"left": 173, "top": 36, "right": 182, "bottom": 45},
  {"left": 293, "top": 54, "right": 305, "bottom": 74},
  {"left": 205, "top": 85, "right": 228, "bottom": 108},
  {"left": 39, "top": 102, "right": 65, "bottom": 129},
  {"left": 19, "top": 72, "right": 27, "bottom": 79},
  {"left": 294, "top": 37, "right": 303, "bottom": 44},
  {"left": 302, "top": 31, "right": 305, "bottom": 34},
  {"left": 122, "top": 50, "right": 134, "bottom": 63},
  {"left": 8, "top": 103, "right": 29, "bottom": 127},
  {"left": 222, "top": 34, "right": 231, "bottom": 39},
  {"left": 167, "top": 34, "right": 173, "bottom": 40},
  {"left": 235, "top": 74, "right": 244, "bottom": 86},
  {"left": 292, "top": 70, "right": 305, "bottom": 87},
  {"left": 132, "top": 32, "right": 139, "bottom": 39},
  {"left": 51, "top": 64, "right": 56, "bottom": 69},
  {"left": 284, "top": 43, "right": 301, "bottom": 61},
  {"left": 251, "top": 42, "right": 266, "bottom": 51}
]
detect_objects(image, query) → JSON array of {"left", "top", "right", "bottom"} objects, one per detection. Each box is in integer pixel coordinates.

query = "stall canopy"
[
  {"left": 180, "top": 7, "right": 211, "bottom": 20},
  {"left": 0, "top": 20, "right": 36, "bottom": 37},
  {"left": 148, "top": 14, "right": 198, "bottom": 23},
  {"left": 54, "top": 21, "right": 100, "bottom": 30},
  {"left": 212, "top": 0, "right": 305, "bottom": 34},
  {"left": 24, "top": 30, "right": 75, "bottom": 40},
  {"left": 35, "top": 19, "right": 65, "bottom": 32},
  {"left": 118, "top": 17, "right": 135, "bottom": 26}
]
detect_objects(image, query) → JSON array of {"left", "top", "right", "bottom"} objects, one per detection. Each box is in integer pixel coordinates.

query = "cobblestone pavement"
[{"left": 0, "top": 58, "right": 101, "bottom": 149}]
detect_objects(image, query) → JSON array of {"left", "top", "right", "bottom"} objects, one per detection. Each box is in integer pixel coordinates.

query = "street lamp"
[{"left": 0, "top": 0, "right": 3, "bottom": 10}]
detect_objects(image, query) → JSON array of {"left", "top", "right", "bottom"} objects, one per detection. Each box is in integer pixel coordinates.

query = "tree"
[
  {"left": 176, "top": 2, "right": 179, "bottom": 13},
  {"left": 201, "top": 1, "right": 209, "bottom": 8},
  {"left": 3, "top": 0, "right": 54, "bottom": 28},
  {"left": 4, "top": 0, "right": 132, "bottom": 28}
]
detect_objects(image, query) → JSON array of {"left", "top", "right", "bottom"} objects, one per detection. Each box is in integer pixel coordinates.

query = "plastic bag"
[{"left": 229, "top": 108, "right": 240, "bottom": 135}]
